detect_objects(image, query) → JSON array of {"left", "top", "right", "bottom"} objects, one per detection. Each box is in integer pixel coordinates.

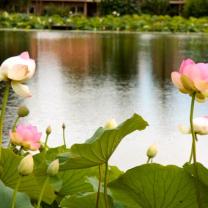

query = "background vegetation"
[
  {"left": 1, "top": 12, "right": 208, "bottom": 32},
  {"left": 1, "top": 0, "right": 208, "bottom": 17}
]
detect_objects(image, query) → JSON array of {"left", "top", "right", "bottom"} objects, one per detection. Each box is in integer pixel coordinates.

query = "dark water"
[{"left": 1, "top": 30, "right": 208, "bottom": 170}]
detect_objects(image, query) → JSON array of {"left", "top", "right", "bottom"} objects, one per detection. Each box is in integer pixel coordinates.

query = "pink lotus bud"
[
  {"left": 47, "top": 159, "right": 59, "bottom": 176},
  {"left": 0, "top": 52, "right": 35, "bottom": 97},
  {"left": 171, "top": 59, "right": 208, "bottom": 102},
  {"left": 18, "top": 154, "right": 34, "bottom": 176},
  {"left": 10, "top": 124, "right": 41, "bottom": 151},
  {"left": 104, "top": 119, "right": 117, "bottom": 129}
]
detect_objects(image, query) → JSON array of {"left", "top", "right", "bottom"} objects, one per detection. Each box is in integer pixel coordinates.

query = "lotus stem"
[
  {"left": 146, "top": 157, "right": 151, "bottom": 164},
  {"left": 37, "top": 176, "right": 49, "bottom": 208},
  {"left": 190, "top": 93, "right": 197, "bottom": 165},
  {"left": 44, "top": 134, "right": 49, "bottom": 147},
  {"left": 104, "top": 162, "right": 109, "bottom": 208},
  {"left": 12, "top": 116, "right": 20, "bottom": 132},
  {"left": 190, "top": 93, "right": 201, "bottom": 207},
  {"left": 188, "top": 142, "right": 193, "bottom": 164},
  {"left": 96, "top": 165, "right": 102, "bottom": 208},
  {"left": 7, "top": 116, "right": 20, "bottom": 148},
  {"left": 62, "top": 123, "right": 66, "bottom": 146},
  {"left": 0, "top": 81, "right": 10, "bottom": 158},
  {"left": 189, "top": 133, "right": 197, "bottom": 163},
  {"left": 11, "top": 176, "right": 22, "bottom": 208}
]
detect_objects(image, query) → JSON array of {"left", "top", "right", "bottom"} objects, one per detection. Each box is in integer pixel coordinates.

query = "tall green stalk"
[
  {"left": 96, "top": 165, "right": 102, "bottom": 208},
  {"left": 62, "top": 123, "right": 66, "bottom": 146},
  {"left": 11, "top": 176, "right": 22, "bottom": 208},
  {"left": 190, "top": 93, "right": 197, "bottom": 165},
  {"left": 12, "top": 116, "right": 20, "bottom": 132},
  {"left": 104, "top": 162, "right": 109, "bottom": 208},
  {"left": 0, "top": 81, "right": 10, "bottom": 158},
  {"left": 37, "top": 176, "right": 49, "bottom": 208},
  {"left": 146, "top": 157, "right": 151, "bottom": 164},
  {"left": 189, "top": 93, "right": 200, "bottom": 207},
  {"left": 44, "top": 134, "right": 50, "bottom": 147}
]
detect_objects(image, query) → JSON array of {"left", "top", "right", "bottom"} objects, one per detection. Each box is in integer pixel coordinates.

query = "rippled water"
[{"left": 1, "top": 30, "right": 208, "bottom": 170}]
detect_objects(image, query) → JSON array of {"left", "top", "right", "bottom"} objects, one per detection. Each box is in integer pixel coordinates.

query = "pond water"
[{"left": 1, "top": 30, "right": 208, "bottom": 170}]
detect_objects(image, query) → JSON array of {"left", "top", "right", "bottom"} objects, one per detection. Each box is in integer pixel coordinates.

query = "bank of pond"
[{"left": 1, "top": 12, "right": 208, "bottom": 32}]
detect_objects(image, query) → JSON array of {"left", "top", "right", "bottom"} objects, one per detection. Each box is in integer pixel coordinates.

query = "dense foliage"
[
  {"left": 1, "top": 12, "right": 208, "bottom": 32},
  {"left": 183, "top": 0, "right": 208, "bottom": 17},
  {"left": 1, "top": 112, "right": 208, "bottom": 208},
  {"left": 100, "top": 0, "right": 140, "bottom": 15},
  {"left": 140, "top": 0, "right": 170, "bottom": 15}
]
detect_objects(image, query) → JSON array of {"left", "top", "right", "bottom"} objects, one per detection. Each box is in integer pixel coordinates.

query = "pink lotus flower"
[
  {"left": 10, "top": 124, "right": 41, "bottom": 151},
  {"left": 171, "top": 59, "right": 208, "bottom": 102},
  {"left": 0, "top": 52, "right": 35, "bottom": 97}
]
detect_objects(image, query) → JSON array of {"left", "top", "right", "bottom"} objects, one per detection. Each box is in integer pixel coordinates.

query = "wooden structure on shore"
[
  {"left": 31, "top": 0, "right": 100, "bottom": 16},
  {"left": 30, "top": 0, "right": 185, "bottom": 16}
]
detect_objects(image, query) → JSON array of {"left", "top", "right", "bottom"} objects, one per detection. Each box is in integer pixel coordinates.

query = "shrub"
[
  {"left": 141, "top": 0, "right": 170, "bottom": 15},
  {"left": 100, "top": 0, "right": 141, "bottom": 16},
  {"left": 44, "top": 4, "right": 71, "bottom": 17},
  {"left": 183, "top": 0, "right": 208, "bottom": 17}
]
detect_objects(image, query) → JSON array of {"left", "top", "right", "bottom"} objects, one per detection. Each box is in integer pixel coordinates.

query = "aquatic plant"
[
  {"left": 2, "top": 12, "right": 208, "bottom": 33},
  {"left": 0, "top": 52, "right": 208, "bottom": 207}
]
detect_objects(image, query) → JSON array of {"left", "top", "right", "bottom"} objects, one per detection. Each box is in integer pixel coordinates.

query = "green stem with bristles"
[
  {"left": 0, "top": 81, "right": 10, "bottom": 159},
  {"left": 11, "top": 176, "right": 22, "bottom": 208},
  {"left": 96, "top": 165, "right": 102, "bottom": 208},
  {"left": 37, "top": 176, "right": 49, "bottom": 208},
  {"left": 104, "top": 162, "right": 109, "bottom": 208},
  {"left": 189, "top": 93, "right": 200, "bottom": 208}
]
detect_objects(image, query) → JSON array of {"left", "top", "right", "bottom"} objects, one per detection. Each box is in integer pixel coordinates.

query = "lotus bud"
[
  {"left": 17, "top": 105, "right": 29, "bottom": 117},
  {"left": 46, "top": 126, "right": 52, "bottom": 135},
  {"left": 18, "top": 154, "right": 34, "bottom": 176},
  {"left": 47, "top": 159, "right": 59, "bottom": 176},
  {"left": 104, "top": 119, "right": 117, "bottom": 129},
  {"left": 146, "top": 144, "right": 158, "bottom": 159}
]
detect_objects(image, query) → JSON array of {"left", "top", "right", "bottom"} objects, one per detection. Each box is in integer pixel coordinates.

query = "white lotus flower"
[
  {"left": 0, "top": 51, "right": 35, "bottom": 97},
  {"left": 179, "top": 116, "right": 208, "bottom": 135}
]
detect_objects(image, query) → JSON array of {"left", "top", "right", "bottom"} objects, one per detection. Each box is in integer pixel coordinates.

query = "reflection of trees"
[
  {"left": 150, "top": 35, "right": 208, "bottom": 85},
  {"left": 35, "top": 33, "right": 139, "bottom": 85},
  {"left": 0, "top": 31, "right": 36, "bottom": 62},
  {"left": 150, "top": 35, "right": 179, "bottom": 83},
  {"left": 182, "top": 37, "right": 208, "bottom": 62},
  {"left": 100, "top": 33, "right": 139, "bottom": 82}
]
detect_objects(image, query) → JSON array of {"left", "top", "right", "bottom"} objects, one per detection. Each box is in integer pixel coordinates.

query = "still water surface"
[{"left": 1, "top": 30, "right": 208, "bottom": 170}]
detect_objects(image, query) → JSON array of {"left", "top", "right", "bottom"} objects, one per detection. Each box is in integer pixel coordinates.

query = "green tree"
[
  {"left": 183, "top": 0, "right": 208, "bottom": 17},
  {"left": 100, "top": 0, "right": 141, "bottom": 15},
  {"left": 141, "top": 0, "right": 170, "bottom": 15}
]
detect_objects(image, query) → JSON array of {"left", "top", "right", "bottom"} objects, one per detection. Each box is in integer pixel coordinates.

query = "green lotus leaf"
[
  {"left": 58, "top": 165, "right": 123, "bottom": 197},
  {"left": 184, "top": 162, "right": 208, "bottom": 186},
  {"left": 0, "top": 148, "right": 56, "bottom": 204},
  {"left": 60, "top": 192, "right": 113, "bottom": 208},
  {"left": 0, "top": 180, "right": 33, "bottom": 208},
  {"left": 60, "top": 114, "right": 148, "bottom": 170},
  {"left": 109, "top": 164, "right": 208, "bottom": 208}
]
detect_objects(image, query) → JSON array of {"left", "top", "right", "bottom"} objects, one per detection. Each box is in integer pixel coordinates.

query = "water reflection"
[{"left": 1, "top": 30, "right": 208, "bottom": 170}]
